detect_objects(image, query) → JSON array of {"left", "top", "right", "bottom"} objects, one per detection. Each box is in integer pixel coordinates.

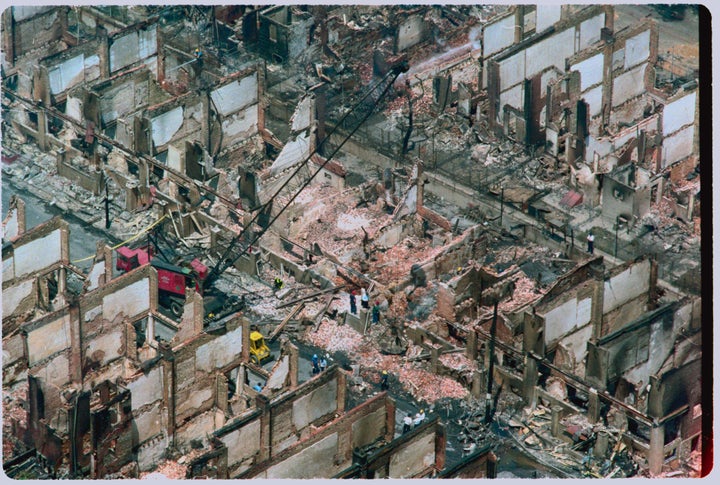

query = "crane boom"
[{"left": 204, "top": 61, "right": 409, "bottom": 288}]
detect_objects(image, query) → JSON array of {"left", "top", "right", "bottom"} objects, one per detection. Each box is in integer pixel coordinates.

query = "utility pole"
[
  {"left": 614, "top": 215, "right": 619, "bottom": 258},
  {"left": 485, "top": 301, "right": 499, "bottom": 424},
  {"left": 104, "top": 177, "right": 111, "bottom": 229}
]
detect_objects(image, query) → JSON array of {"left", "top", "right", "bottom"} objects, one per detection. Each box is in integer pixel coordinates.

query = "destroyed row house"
[
  {"left": 2, "top": 201, "right": 499, "bottom": 478},
  {"left": 2, "top": 4, "right": 703, "bottom": 479}
]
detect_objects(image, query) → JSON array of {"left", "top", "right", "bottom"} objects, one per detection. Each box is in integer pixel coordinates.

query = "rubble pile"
[
  {"left": 439, "top": 352, "right": 477, "bottom": 372},
  {"left": 396, "top": 365, "right": 468, "bottom": 402},
  {"left": 2, "top": 383, "right": 28, "bottom": 459},
  {"left": 139, "top": 460, "right": 187, "bottom": 480},
  {"left": 305, "top": 319, "right": 368, "bottom": 353},
  {"left": 499, "top": 275, "right": 543, "bottom": 312}
]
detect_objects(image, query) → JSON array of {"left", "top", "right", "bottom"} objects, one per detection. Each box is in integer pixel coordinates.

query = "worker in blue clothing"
[{"left": 312, "top": 354, "right": 320, "bottom": 374}]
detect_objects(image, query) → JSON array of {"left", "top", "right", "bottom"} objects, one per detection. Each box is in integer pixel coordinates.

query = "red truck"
[{"left": 116, "top": 245, "right": 209, "bottom": 317}]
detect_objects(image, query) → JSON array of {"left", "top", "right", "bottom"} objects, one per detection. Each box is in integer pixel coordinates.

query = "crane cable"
[
  {"left": 70, "top": 214, "right": 168, "bottom": 263},
  {"left": 206, "top": 62, "right": 409, "bottom": 287}
]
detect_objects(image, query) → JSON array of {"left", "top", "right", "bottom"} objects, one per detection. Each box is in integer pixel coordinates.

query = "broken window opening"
[
  {"left": 269, "top": 24, "right": 278, "bottom": 43},
  {"left": 28, "top": 111, "right": 39, "bottom": 131},
  {"left": 133, "top": 318, "right": 147, "bottom": 348}
]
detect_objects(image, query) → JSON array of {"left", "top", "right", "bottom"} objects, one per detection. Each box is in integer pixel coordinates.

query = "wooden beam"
[
  {"left": 276, "top": 284, "right": 344, "bottom": 309},
  {"left": 268, "top": 302, "right": 304, "bottom": 342}
]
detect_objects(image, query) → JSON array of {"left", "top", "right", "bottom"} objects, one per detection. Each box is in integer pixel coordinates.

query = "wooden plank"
[
  {"left": 268, "top": 302, "right": 305, "bottom": 342},
  {"left": 276, "top": 284, "right": 344, "bottom": 309},
  {"left": 312, "top": 294, "right": 335, "bottom": 332}
]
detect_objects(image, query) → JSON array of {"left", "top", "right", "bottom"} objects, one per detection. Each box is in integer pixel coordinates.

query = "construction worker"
[
  {"left": 253, "top": 382, "right": 263, "bottom": 392},
  {"left": 274, "top": 277, "right": 284, "bottom": 290},
  {"left": 320, "top": 356, "right": 327, "bottom": 372},
  {"left": 413, "top": 410, "right": 424, "bottom": 427},
  {"left": 361, "top": 288, "right": 370, "bottom": 309},
  {"left": 587, "top": 231, "right": 595, "bottom": 254},
  {"left": 312, "top": 354, "right": 320, "bottom": 375},
  {"left": 194, "top": 47, "right": 203, "bottom": 59},
  {"left": 380, "top": 370, "right": 389, "bottom": 390},
  {"left": 403, "top": 413, "right": 413, "bottom": 433},
  {"left": 349, "top": 290, "right": 357, "bottom": 315},
  {"left": 371, "top": 301, "right": 380, "bottom": 324}
]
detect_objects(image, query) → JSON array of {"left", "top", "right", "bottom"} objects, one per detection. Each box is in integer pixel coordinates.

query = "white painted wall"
[
  {"left": 176, "top": 387, "right": 213, "bottom": 417},
  {"left": 499, "top": 84, "right": 523, "bottom": 119},
  {"left": 3, "top": 206, "right": 20, "bottom": 241},
  {"left": 611, "top": 63, "right": 648, "bottom": 108},
  {"left": 2, "top": 256, "right": 16, "bottom": 284},
  {"left": 65, "top": 95, "right": 84, "bottom": 122},
  {"left": 579, "top": 14, "right": 605, "bottom": 50},
  {"left": 583, "top": 85, "right": 603, "bottom": 117},
  {"left": 167, "top": 144, "right": 183, "bottom": 172},
  {"left": 624, "top": 29, "right": 651, "bottom": 69},
  {"left": 292, "top": 378, "right": 338, "bottom": 429},
  {"left": 221, "top": 418, "right": 261, "bottom": 467},
  {"left": 396, "top": 15, "right": 425, "bottom": 52},
  {"left": 291, "top": 95, "right": 313, "bottom": 132},
  {"left": 498, "top": 52, "right": 526, "bottom": 91},
  {"left": 151, "top": 106, "right": 184, "bottom": 147},
  {"left": 483, "top": 14, "right": 516, "bottom": 58},
  {"left": 138, "top": 25, "right": 158, "bottom": 59},
  {"left": 662, "top": 126, "right": 695, "bottom": 168},
  {"left": 86, "top": 260, "right": 105, "bottom": 291},
  {"left": 102, "top": 277, "right": 150, "bottom": 320},
  {"left": 49, "top": 55, "right": 85, "bottom": 95},
  {"left": 137, "top": 434, "right": 168, "bottom": 471},
  {"left": 536, "top": 5, "right": 561, "bottom": 32},
  {"left": 388, "top": 432, "right": 435, "bottom": 477},
  {"left": 561, "top": 323, "right": 594, "bottom": 365},
  {"left": 540, "top": 68, "right": 561, "bottom": 95},
  {"left": 211, "top": 74, "right": 258, "bottom": 116},
  {"left": 602, "top": 259, "right": 650, "bottom": 314},
  {"left": 84, "top": 329, "right": 124, "bottom": 367},
  {"left": 126, "top": 365, "right": 163, "bottom": 411},
  {"left": 27, "top": 313, "right": 71, "bottom": 365},
  {"left": 133, "top": 402, "right": 164, "bottom": 444},
  {"left": 270, "top": 132, "right": 311, "bottom": 174},
  {"left": 195, "top": 325, "right": 243, "bottom": 372},
  {"left": 526, "top": 28, "right": 575, "bottom": 79},
  {"left": 13, "top": 6, "right": 54, "bottom": 21},
  {"left": 544, "top": 295, "right": 592, "bottom": 346},
  {"left": 663, "top": 91, "right": 696, "bottom": 136},
  {"left": 110, "top": 25, "right": 157, "bottom": 73},
  {"left": 84, "top": 305, "right": 102, "bottom": 322},
  {"left": 222, "top": 107, "right": 259, "bottom": 139},
  {"left": 572, "top": 53, "right": 603, "bottom": 91},
  {"left": 34, "top": 352, "right": 70, "bottom": 389},
  {"left": 13, "top": 229, "right": 63, "bottom": 278},
  {"left": 266, "top": 355, "right": 290, "bottom": 390},
  {"left": 265, "top": 433, "right": 339, "bottom": 479}
]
